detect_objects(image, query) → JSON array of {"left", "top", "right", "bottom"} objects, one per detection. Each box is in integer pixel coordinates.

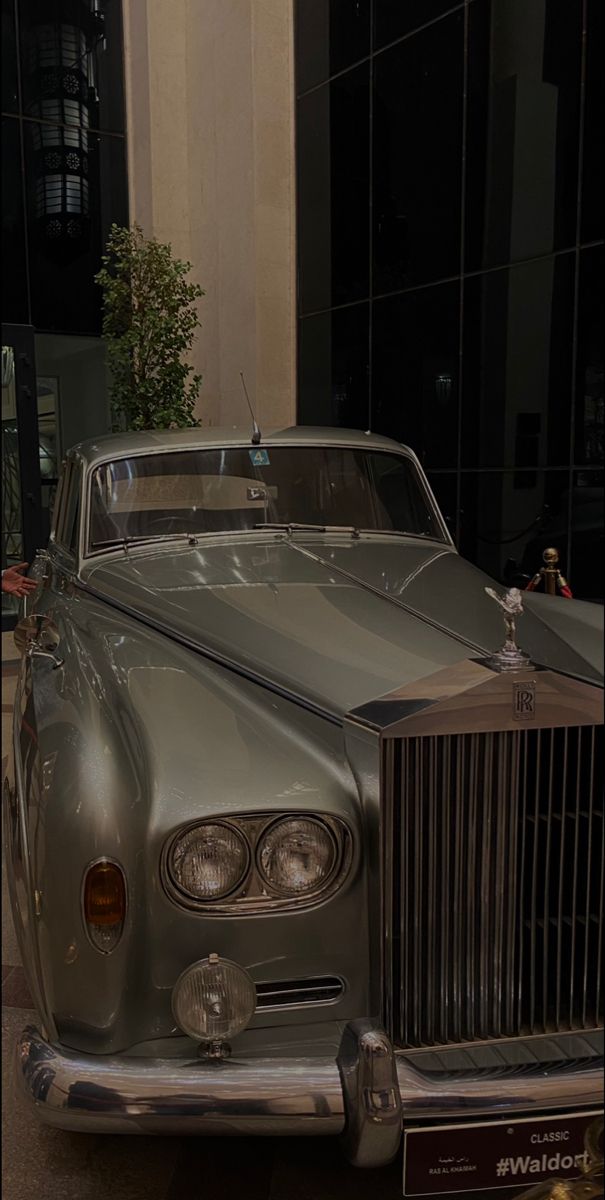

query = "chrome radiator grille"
[{"left": 383, "top": 726, "right": 603, "bottom": 1049}]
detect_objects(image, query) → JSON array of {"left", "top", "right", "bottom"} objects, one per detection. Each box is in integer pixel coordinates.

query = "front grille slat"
[
  {"left": 516, "top": 724, "right": 529, "bottom": 1033},
  {"left": 384, "top": 725, "right": 603, "bottom": 1049},
  {"left": 567, "top": 728, "right": 581, "bottom": 1028},
  {"left": 595, "top": 753, "right": 604, "bottom": 1022},
  {"left": 479, "top": 731, "right": 493, "bottom": 1039},
  {"left": 555, "top": 728, "right": 569, "bottom": 1031},
  {"left": 541, "top": 731, "right": 556, "bottom": 1034},
  {"left": 529, "top": 729, "right": 542, "bottom": 1035},
  {"left": 583, "top": 727, "right": 596, "bottom": 1028},
  {"left": 451, "top": 735, "right": 462, "bottom": 1042},
  {"left": 504, "top": 731, "right": 520, "bottom": 1036}
]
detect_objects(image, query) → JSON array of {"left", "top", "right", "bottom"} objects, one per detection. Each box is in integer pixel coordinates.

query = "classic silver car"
[{"left": 4, "top": 427, "right": 603, "bottom": 1193}]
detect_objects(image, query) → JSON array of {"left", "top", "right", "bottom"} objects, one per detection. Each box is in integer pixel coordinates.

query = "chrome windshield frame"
[{"left": 79, "top": 441, "right": 453, "bottom": 568}]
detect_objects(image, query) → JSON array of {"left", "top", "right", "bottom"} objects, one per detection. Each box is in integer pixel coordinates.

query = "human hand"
[{"left": 2, "top": 563, "right": 38, "bottom": 597}]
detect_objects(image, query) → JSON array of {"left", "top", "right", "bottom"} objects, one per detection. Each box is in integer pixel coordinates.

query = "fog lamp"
[{"left": 172, "top": 953, "right": 256, "bottom": 1044}]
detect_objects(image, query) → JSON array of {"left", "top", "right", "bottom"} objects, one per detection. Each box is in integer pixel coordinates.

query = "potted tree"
[{"left": 95, "top": 223, "right": 204, "bottom": 430}]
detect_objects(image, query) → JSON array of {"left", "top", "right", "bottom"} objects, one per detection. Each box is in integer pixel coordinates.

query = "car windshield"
[{"left": 88, "top": 445, "right": 445, "bottom": 549}]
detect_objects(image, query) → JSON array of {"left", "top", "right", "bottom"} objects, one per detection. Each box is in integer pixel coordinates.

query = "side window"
[
  {"left": 51, "top": 461, "right": 69, "bottom": 542},
  {"left": 66, "top": 491, "right": 80, "bottom": 555},
  {"left": 56, "top": 460, "right": 81, "bottom": 557}
]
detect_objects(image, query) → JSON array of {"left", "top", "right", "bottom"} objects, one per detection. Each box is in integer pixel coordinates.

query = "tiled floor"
[{"left": 1, "top": 632, "right": 602, "bottom": 1199}]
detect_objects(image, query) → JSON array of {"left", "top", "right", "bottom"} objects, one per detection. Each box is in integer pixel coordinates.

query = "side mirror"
[{"left": 14, "top": 614, "right": 63, "bottom": 668}]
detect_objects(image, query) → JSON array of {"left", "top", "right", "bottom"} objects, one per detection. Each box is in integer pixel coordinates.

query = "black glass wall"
[
  {"left": 2, "top": 0, "right": 127, "bottom": 615},
  {"left": 296, "top": 0, "right": 604, "bottom": 600}
]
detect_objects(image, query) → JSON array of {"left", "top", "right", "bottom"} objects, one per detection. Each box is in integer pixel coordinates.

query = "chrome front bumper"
[{"left": 17, "top": 1022, "right": 603, "bottom": 1168}]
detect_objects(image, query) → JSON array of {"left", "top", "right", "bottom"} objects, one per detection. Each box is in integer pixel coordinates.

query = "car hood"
[{"left": 82, "top": 536, "right": 603, "bottom": 719}]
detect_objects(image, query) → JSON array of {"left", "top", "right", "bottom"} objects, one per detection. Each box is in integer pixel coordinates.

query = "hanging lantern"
[{"left": 24, "top": 1, "right": 105, "bottom": 251}]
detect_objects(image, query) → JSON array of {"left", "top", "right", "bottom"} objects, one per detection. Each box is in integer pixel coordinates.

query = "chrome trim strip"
[
  {"left": 18, "top": 1023, "right": 603, "bottom": 1146},
  {"left": 396, "top": 1053, "right": 603, "bottom": 1119},
  {"left": 79, "top": 443, "right": 451, "bottom": 564},
  {"left": 79, "top": 442, "right": 451, "bottom": 563},
  {"left": 255, "top": 976, "right": 345, "bottom": 1011}
]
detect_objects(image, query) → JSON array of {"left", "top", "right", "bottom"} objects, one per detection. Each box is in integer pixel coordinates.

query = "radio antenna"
[{"left": 239, "top": 372, "right": 261, "bottom": 445}]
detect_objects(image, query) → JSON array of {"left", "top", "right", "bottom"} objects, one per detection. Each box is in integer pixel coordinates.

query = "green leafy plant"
[{"left": 95, "top": 223, "right": 204, "bottom": 430}]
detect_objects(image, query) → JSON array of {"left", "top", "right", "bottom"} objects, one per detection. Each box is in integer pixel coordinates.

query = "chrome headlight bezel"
[
  {"left": 255, "top": 815, "right": 339, "bottom": 897},
  {"left": 161, "top": 812, "right": 353, "bottom": 915},
  {"left": 167, "top": 821, "right": 251, "bottom": 902}
]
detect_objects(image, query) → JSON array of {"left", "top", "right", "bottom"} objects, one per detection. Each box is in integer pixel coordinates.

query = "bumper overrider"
[{"left": 17, "top": 1020, "right": 603, "bottom": 1167}]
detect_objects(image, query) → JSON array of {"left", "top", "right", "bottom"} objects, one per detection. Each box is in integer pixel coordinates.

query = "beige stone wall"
[{"left": 122, "top": 0, "right": 296, "bottom": 431}]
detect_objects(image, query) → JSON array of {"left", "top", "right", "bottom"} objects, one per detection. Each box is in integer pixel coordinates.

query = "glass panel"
[
  {"left": 89, "top": 447, "right": 445, "bottom": 547},
  {"left": 373, "top": 12, "right": 464, "bottom": 293},
  {"left": 19, "top": 0, "right": 126, "bottom": 134},
  {"left": 459, "top": 470, "right": 571, "bottom": 589},
  {"left": 50, "top": 461, "right": 67, "bottom": 540},
  {"left": 574, "top": 246, "right": 604, "bottom": 468},
  {"left": 371, "top": 282, "right": 460, "bottom": 469},
  {"left": 58, "top": 460, "right": 80, "bottom": 553},
  {"left": 298, "top": 302, "right": 369, "bottom": 429},
  {"left": 466, "top": 0, "right": 582, "bottom": 272},
  {"left": 426, "top": 471, "right": 458, "bottom": 541},
  {"left": 374, "top": 0, "right": 463, "bottom": 50},
  {"left": 37, "top": 373, "right": 60, "bottom": 543},
  {"left": 2, "top": 0, "right": 18, "bottom": 111},
  {"left": 2, "top": 117, "right": 29, "bottom": 325},
  {"left": 462, "top": 253, "right": 575, "bottom": 469},
  {"left": 295, "top": 0, "right": 370, "bottom": 94},
  {"left": 35, "top": 333, "right": 111, "bottom": 452},
  {"left": 569, "top": 469, "right": 604, "bottom": 601},
  {"left": 24, "top": 125, "right": 128, "bottom": 333},
  {"left": 297, "top": 63, "right": 370, "bottom": 313},
  {"left": 581, "top": 0, "right": 604, "bottom": 243},
  {"left": 1, "top": 344, "right": 23, "bottom": 620}
]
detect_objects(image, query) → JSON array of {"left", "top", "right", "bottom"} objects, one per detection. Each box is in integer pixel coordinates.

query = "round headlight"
[
  {"left": 170, "top": 823, "right": 249, "bottom": 900},
  {"left": 172, "top": 954, "right": 256, "bottom": 1042},
  {"left": 257, "top": 816, "right": 337, "bottom": 896}
]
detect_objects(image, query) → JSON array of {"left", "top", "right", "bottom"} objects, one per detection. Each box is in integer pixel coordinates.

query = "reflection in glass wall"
[
  {"left": 2, "top": 0, "right": 127, "bottom": 336},
  {"left": 295, "top": 0, "right": 604, "bottom": 600},
  {"left": 1, "top": 345, "right": 23, "bottom": 619},
  {"left": 1, "top": 0, "right": 127, "bottom": 596}
]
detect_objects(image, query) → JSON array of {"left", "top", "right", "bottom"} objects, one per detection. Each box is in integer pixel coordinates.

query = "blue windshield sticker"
[{"left": 249, "top": 448, "right": 270, "bottom": 467}]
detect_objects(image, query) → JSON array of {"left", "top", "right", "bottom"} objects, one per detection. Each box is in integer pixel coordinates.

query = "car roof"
[{"left": 68, "top": 426, "right": 416, "bottom": 471}]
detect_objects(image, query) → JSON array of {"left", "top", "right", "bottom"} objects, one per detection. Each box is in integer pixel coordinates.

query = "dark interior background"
[{"left": 295, "top": 0, "right": 604, "bottom": 601}]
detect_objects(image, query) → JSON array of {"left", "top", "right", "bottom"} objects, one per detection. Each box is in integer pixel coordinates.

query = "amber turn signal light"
[{"left": 83, "top": 860, "right": 127, "bottom": 953}]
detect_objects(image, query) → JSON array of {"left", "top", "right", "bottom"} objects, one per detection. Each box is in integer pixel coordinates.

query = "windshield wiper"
[
  {"left": 254, "top": 522, "right": 361, "bottom": 536},
  {"left": 356, "top": 528, "right": 436, "bottom": 541},
  {"left": 254, "top": 523, "right": 438, "bottom": 541},
  {"left": 92, "top": 533, "right": 200, "bottom": 551}
]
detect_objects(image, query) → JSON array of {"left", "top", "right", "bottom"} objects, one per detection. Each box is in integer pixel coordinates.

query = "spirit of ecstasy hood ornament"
[{"left": 484, "top": 585, "right": 533, "bottom": 671}]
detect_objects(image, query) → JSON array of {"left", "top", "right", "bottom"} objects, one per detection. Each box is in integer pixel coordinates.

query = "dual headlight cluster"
[{"left": 164, "top": 814, "right": 350, "bottom": 911}]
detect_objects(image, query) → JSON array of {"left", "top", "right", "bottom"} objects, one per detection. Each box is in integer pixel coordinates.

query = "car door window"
[
  {"left": 50, "top": 461, "right": 68, "bottom": 542},
  {"left": 56, "top": 461, "right": 81, "bottom": 558}
]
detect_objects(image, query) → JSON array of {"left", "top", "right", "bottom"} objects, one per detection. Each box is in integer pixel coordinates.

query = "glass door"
[{"left": 2, "top": 324, "right": 43, "bottom": 630}]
